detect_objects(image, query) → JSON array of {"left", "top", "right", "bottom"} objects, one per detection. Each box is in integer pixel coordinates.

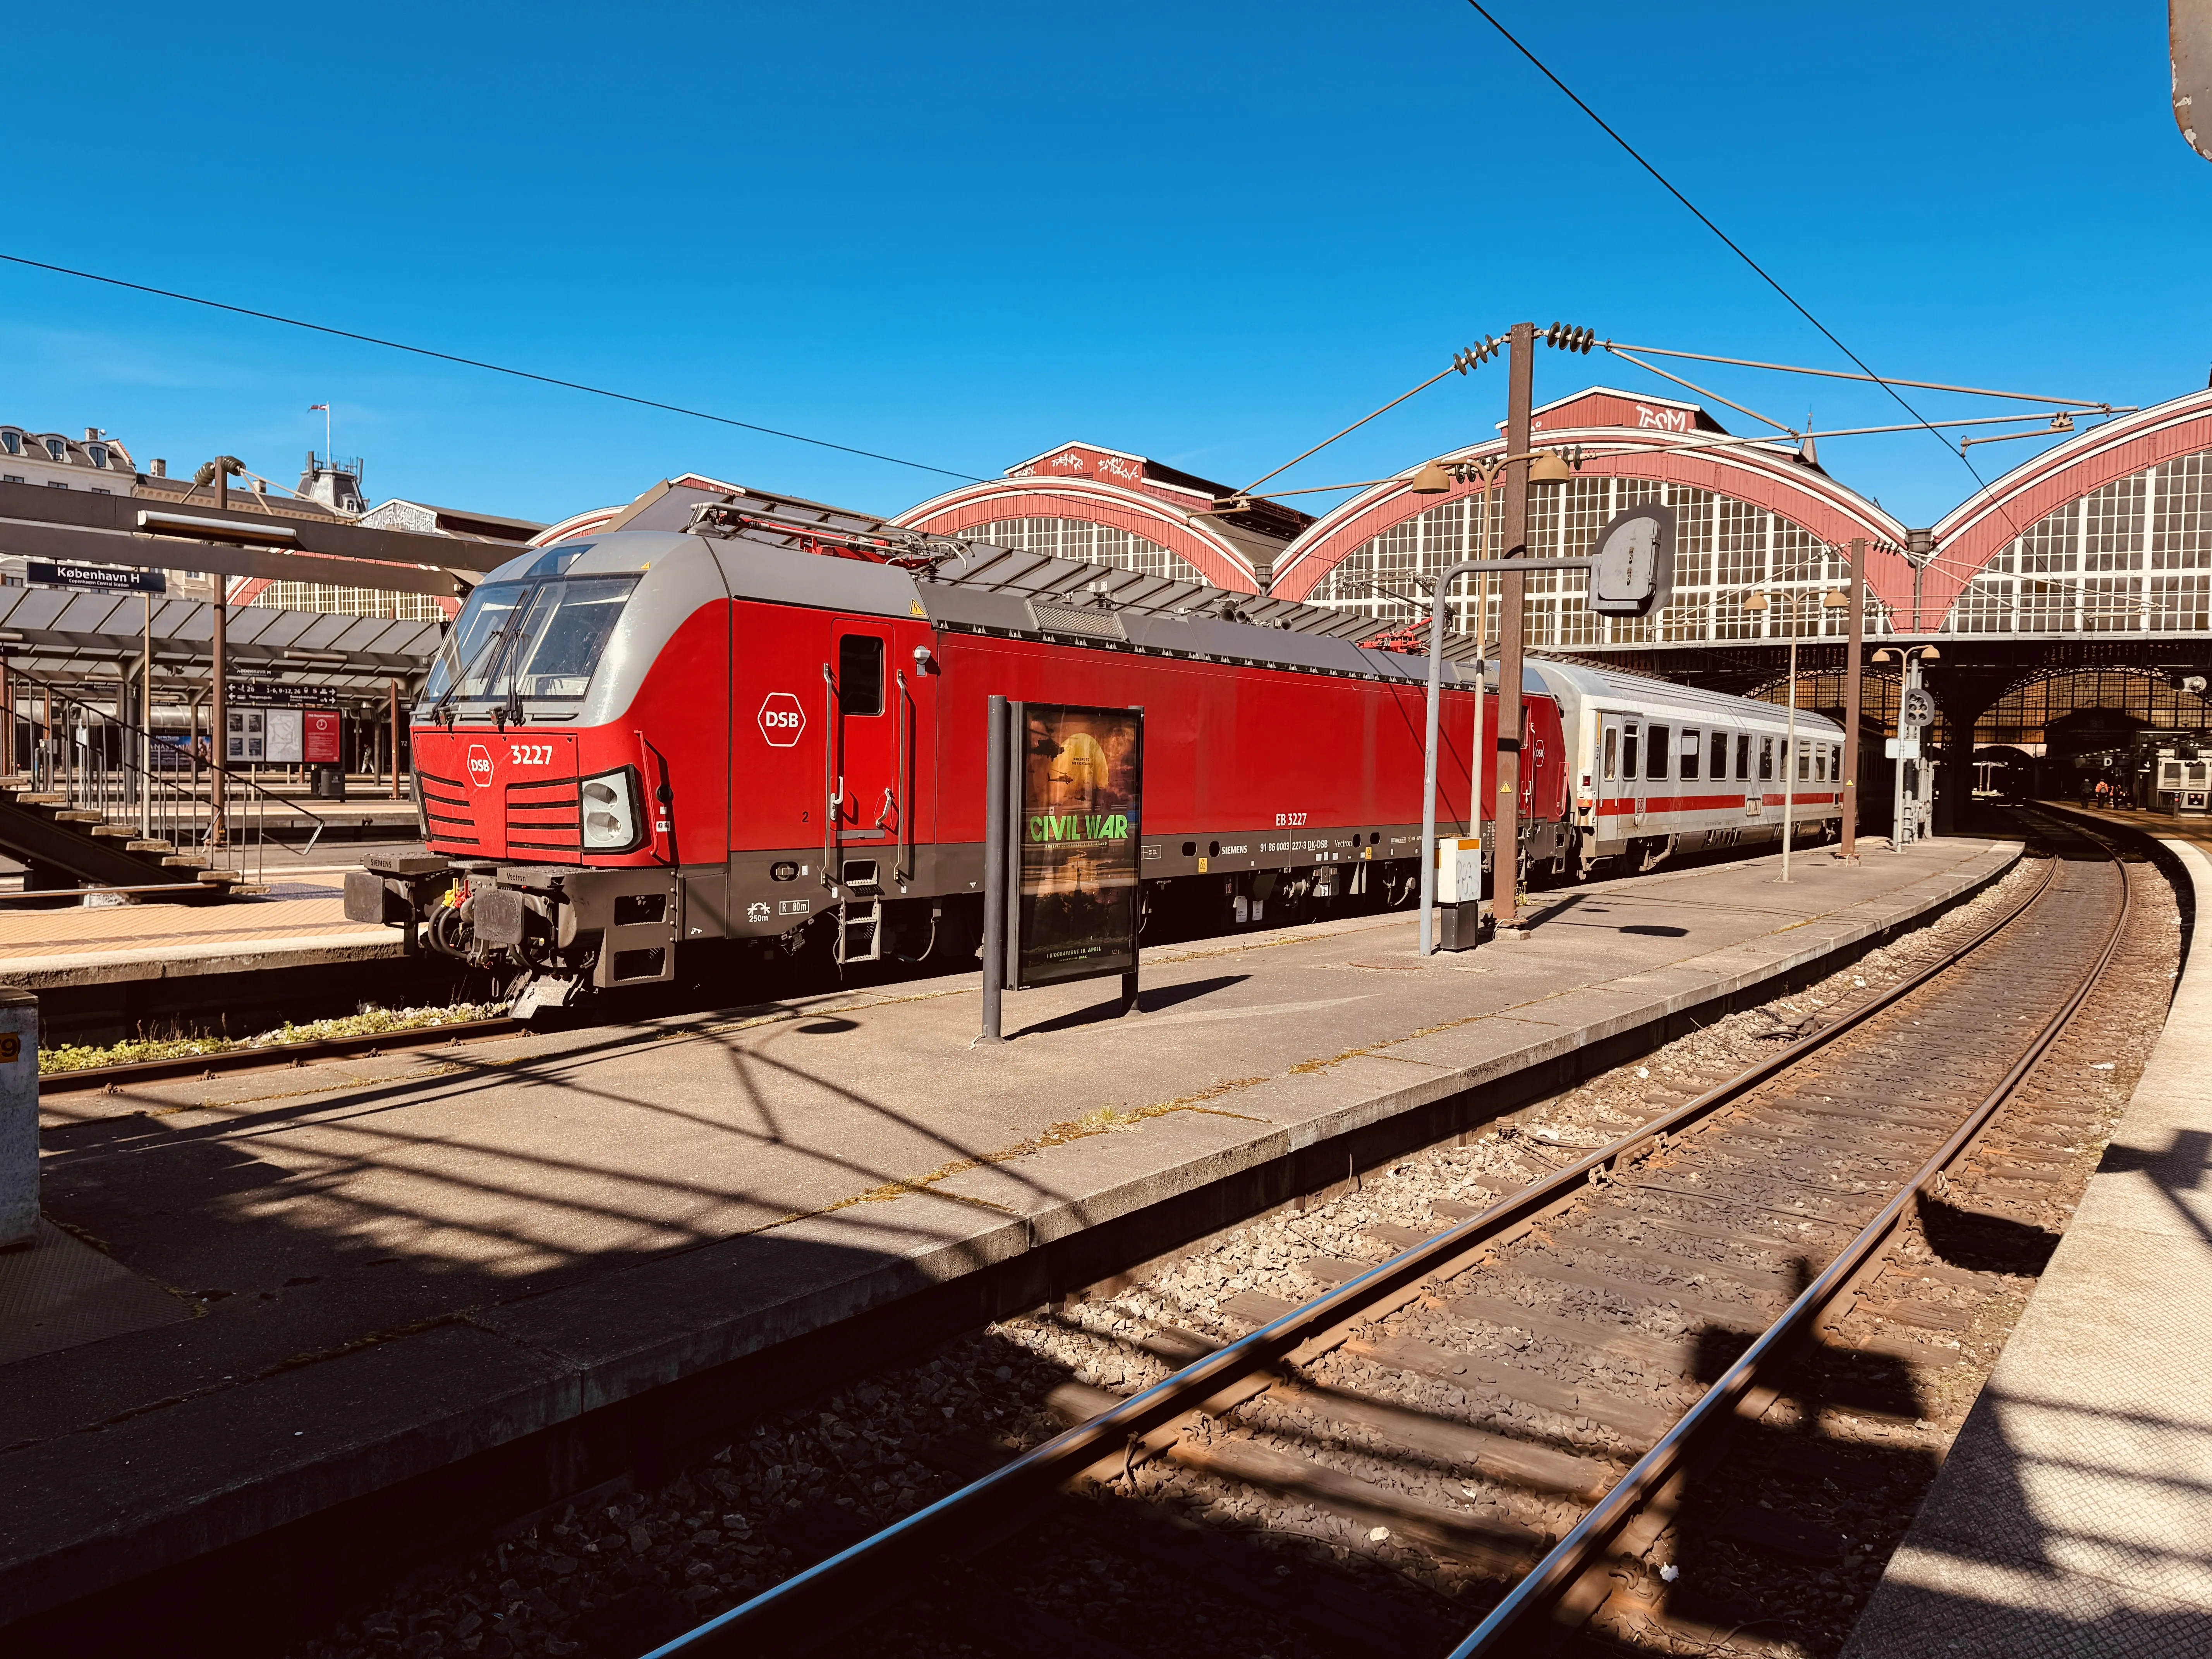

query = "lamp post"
[{"left": 1871, "top": 644, "right": 1941, "bottom": 849}]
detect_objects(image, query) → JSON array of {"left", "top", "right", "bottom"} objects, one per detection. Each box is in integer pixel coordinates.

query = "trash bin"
[{"left": 312, "top": 763, "right": 348, "bottom": 801}]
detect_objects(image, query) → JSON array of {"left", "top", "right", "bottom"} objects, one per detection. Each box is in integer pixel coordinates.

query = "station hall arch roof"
[
  {"left": 890, "top": 442, "right": 1313, "bottom": 594},
  {"left": 1266, "top": 387, "right": 1913, "bottom": 613}
]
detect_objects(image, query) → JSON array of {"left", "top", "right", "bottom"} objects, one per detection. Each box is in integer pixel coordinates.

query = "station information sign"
[
  {"left": 26, "top": 560, "right": 166, "bottom": 596},
  {"left": 1008, "top": 702, "right": 1144, "bottom": 990}
]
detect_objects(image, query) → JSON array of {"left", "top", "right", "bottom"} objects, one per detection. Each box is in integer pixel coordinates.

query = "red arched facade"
[
  {"left": 1269, "top": 389, "right": 1913, "bottom": 619},
  {"left": 892, "top": 442, "right": 1308, "bottom": 593}
]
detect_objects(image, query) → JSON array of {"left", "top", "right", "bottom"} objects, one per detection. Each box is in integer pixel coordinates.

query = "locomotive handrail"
[
  {"left": 1417, "top": 555, "right": 1596, "bottom": 957},
  {"left": 820, "top": 662, "right": 838, "bottom": 893},
  {"left": 894, "top": 668, "right": 913, "bottom": 883}
]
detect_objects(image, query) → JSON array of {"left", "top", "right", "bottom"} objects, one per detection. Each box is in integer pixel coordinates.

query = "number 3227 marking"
[{"left": 508, "top": 744, "right": 554, "bottom": 766}]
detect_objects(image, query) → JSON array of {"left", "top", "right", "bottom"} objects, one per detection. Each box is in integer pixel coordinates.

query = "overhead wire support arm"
[
  {"left": 1603, "top": 339, "right": 2117, "bottom": 411},
  {"left": 1235, "top": 333, "right": 1508, "bottom": 498}
]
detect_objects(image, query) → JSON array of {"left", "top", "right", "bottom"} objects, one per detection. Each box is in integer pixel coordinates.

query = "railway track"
[{"left": 583, "top": 814, "right": 2142, "bottom": 1659}]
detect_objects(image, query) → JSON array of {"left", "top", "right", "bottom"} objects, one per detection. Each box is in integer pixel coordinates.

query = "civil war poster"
[{"left": 1012, "top": 702, "right": 1143, "bottom": 989}]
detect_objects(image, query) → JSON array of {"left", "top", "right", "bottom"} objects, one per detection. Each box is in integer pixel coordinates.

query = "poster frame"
[{"left": 1003, "top": 699, "right": 1146, "bottom": 993}]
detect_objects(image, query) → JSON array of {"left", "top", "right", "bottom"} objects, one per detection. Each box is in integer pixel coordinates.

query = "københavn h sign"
[{"left": 27, "top": 561, "right": 167, "bottom": 596}]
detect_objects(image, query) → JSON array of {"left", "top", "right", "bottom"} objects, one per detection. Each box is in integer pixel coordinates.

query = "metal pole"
[
  {"left": 1893, "top": 656, "right": 1911, "bottom": 851},
  {"left": 1417, "top": 577, "right": 1451, "bottom": 958},
  {"left": 211, "top": 579, "right": 227, "bottom": 846},
  {"left": 141, "top": 589, "right": 154, "bottom": 836},
  {"left": 979, "top": 694, "right": 1008, "bottom": 1044},
  {"left": 390, "top": 677, "right": 402, "bottom": 800},
  {"left": 1495, "top": 321, "right": 1534, "bottom": 929},
  {"left": 1417, "top": 554, "right": 1593, "bottom": 954},
  {"left": 1841, "top": 536, "right": 1865, "bottom": 863},
  {"left": 1781, "top": 622, "right": 1797, "bottom": 884}
]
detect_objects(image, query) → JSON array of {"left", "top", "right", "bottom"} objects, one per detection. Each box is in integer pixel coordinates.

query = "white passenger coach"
[{"left": 1530, "top": 660, "right": 1847, "bottom": 876}]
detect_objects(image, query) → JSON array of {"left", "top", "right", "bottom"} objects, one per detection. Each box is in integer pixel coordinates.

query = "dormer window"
[
  {"left": 86, "top": 444, "right": 106, "bottom": 469},
  {"left": 45, "top": 438, "right": 66, "bottom": 461},
  {"left": 0, "top": 432, "right": 17, "bottom": 455}
]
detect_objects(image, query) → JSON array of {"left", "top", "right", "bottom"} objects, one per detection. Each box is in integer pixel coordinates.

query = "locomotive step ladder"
[{"left": 834, "top": 859, "right": 886, "bottom": 966}]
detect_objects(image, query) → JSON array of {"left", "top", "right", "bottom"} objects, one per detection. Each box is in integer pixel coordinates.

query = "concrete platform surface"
[
  {"left": 0, "top": 879, "right": 402, "bottom": 991},
  {"left": 0, "top": 835, "right": 2020, "bottom": 1629},
  {"left": 1841, "top": 832, "right": 2212, "bottom": 1658}
]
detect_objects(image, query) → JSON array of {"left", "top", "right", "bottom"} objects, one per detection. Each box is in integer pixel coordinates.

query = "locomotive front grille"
[
  {"left": 505, "top": 776, "right": 583, "bottom": 856},
  {"left": 417, "top": 768, "right": 481, "bottom": 848}
]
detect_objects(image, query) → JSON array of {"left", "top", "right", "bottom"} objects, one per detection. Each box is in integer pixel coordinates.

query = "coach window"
[
  {"left": 1680, "top": 728, "right": 1701, "bottom": 780},
  {"left": 1603, "top": 727, "right": 1617, "bottom": 782},
  {"left": 1816, "top": 745, "right": 1829, "bottom": 783},
  {"left": 1648, "top": 725, "right": 1671, "bottom": 780},
  {"left": 1735, "top": 733, "right": 1751, "bottom": 780},
  {"left": 1759, "top": 736, "right": 1774, "bottom": 781},
  {"left": 1622, "top": 723, "right": 1640, "bottom": 778},
  {"left": 1711, "top": 730, "right": 1728, "bottom": 780},
  {"left": 838, "top": 634, "right": 885, "bottom": 715},
  {"left": 1796, "top": 739, "right": 1811, "bottom": 782}
]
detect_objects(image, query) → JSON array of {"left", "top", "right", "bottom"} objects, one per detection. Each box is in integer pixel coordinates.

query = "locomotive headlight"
[{"left": 580, "top": 767, "right": 642, "bottom": 850}]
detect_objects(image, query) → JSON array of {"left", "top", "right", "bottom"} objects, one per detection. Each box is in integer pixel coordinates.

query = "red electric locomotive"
[{"left": 349, "top": 483, "right": 1568, "bottom": 1013}]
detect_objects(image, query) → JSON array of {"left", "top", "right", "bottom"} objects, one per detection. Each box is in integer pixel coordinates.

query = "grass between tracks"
[{"left": 36, "top": 1000, "right": 512, "bottom": 1075}]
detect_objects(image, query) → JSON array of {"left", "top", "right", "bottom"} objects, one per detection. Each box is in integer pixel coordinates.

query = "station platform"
[
  {"left": 1841, "top": 826, "right": 2212, "bottom": 1657},
  {"left": 0, "top": 833, "right": 2021, "bottom": 1642},
  {"left": 0, "top": 874, "right": 396, "bottom": 990}
]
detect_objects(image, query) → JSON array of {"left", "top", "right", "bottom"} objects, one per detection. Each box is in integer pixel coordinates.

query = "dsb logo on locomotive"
[
  {"left": 467, "top": 744, "right": 494, "bottom": 788},
  {"left": 757, "top": 692, "right": 806, "bottom": 747}
]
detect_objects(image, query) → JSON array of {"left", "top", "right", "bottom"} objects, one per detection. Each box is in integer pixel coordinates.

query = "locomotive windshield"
[{"left": 422, "top": 575, "right": 639, "bottom": 706}]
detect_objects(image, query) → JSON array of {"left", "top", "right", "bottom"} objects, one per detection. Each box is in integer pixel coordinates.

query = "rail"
[
  {"left": 1454, "top": 811, "right": 2130, "bottom": 1650},
  {"left": 4, "top": 664, "right": 330, "bottom": 890},
  {"left": 645, "top": 829, "right": 2094, "bottom": 1657}
]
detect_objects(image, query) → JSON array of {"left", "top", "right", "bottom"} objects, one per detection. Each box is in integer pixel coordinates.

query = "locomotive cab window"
[
  {"left": 1647, "top": 725, "right": 1671, "bottom": 780},
  {"left": 1735, "top": 733, "right": 1752, "bottom": 780},
  {"left": 1680, "top": 729, "right": 1701, "bottom": 780},
  {"left": 1759, "top": 736, "right": 1774, "bottom": 781},
  {"left": 838, "top": 634, "right": 885, "bottom": 716}
]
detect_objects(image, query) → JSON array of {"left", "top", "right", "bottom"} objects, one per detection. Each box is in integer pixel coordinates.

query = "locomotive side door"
[{"left": 824, "top": 621, "right": 899, "bottom": 896}]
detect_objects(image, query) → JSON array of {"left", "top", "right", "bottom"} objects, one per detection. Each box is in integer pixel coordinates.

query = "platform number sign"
[
  {"left": 757, "top": 691, "right": 806, "bottom": 747},
  {"left": 1586, "top": 503, "right": 1677, "bottom": 617}
]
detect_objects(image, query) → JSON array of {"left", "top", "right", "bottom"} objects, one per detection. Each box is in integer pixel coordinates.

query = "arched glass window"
[
  {"left": 1308, "top": 475, "right": 1883, "bottom": 650},
  {"left": 1944, "top": 448, "right": 2212, "bottom": 635},
  {"left": 86, "top": 444, "right": 107, "bottom": 469},
  {"left": 0, "top": 432, "right": 19, "bottom": 456},
  {"left": 44, "top": 438, "right": 66, "bottom": 461}
]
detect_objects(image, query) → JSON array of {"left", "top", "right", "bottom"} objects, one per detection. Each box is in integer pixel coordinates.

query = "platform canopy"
[{"left": 0, "top": 585, "right": 439, "bottom": 696}]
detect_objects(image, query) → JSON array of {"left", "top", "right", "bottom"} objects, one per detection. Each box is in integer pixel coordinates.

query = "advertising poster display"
[{"left": 1011, "top": 703, "right": 1143, "bottom": 989}]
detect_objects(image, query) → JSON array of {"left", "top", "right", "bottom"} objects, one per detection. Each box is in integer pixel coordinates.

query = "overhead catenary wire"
[
  {"left": 0, "top": 250, "right": 986, "bottom": 483},
  {"left": 1458, "top": 1, "right": 2035, "bottom": 551}
]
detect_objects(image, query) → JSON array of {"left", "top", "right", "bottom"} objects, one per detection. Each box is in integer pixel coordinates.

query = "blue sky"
[{"left": 1, "top": 3, "right": 2202, "bottom": 533}]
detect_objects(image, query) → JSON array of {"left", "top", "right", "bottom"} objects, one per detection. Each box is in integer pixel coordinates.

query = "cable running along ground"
[{"left": 0, "top": 251, "right": 983, "bottom": 484}]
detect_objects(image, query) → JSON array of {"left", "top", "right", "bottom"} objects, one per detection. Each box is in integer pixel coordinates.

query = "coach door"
[
  {"left": 824, "top": 622, "right": 900, "bottom": 959},
  {"left": 1621, "top": 720, "right": 1648, "bottom": 826}
]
